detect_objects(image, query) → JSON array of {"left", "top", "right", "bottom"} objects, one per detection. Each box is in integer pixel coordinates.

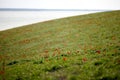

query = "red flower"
[
  {"left": 44, "top": 50, "right": 49, "bottom": 53},
  {"left": 82, "top": 58, "right": 87, "bottom": 62},
  {"left": 0, "top": 70, "right": 4, "bottom": 75},
  {"left": 63, "top": 57, "right": 67, "bottom": 61},
  {"left": 96, "top": 50, "right": 101, "bottom": 54}
]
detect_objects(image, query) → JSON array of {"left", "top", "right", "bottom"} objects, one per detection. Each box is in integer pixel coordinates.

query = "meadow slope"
[{"left": 0, "top": 10, "right": 120, "bottom": 80}]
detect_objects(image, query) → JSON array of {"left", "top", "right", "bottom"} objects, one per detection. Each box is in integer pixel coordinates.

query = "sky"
[{"left": 0, "top": 0, "right": 120, "bottom": 10}]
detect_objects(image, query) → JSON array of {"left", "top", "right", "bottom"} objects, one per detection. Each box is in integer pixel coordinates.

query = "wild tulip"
[
  {"left": 63, "top": 57, "right": 67, "bottom": 61},
  {"left": 96, "top": 50, "right": 101, "bottom": 54},
  {"left": 82, "top": 58, "right": 87, "bottom": 62},
  {"left": 0, "top": 70, "right": 4, "bottom": 75},
  {"left": 44, "top": 50, "right": 49, "bottom": 53}
]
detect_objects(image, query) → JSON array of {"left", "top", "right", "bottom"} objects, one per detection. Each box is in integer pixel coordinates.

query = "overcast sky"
[{"left": 0, "top": 0, "right": 120, "bottom": 10}]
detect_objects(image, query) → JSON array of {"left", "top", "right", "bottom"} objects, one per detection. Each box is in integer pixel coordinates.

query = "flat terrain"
[{"left": 0, "top": 10, "right": 120, "bottom": 80}]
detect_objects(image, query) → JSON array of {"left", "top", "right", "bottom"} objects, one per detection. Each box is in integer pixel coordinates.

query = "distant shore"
[{"left": 0, "top": 8, "right": 113, "bottom": 11}]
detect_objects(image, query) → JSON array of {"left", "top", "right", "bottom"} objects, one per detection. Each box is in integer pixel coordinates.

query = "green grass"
[{"left": 0, "top": 10, "right": 120, "bottom": 80}]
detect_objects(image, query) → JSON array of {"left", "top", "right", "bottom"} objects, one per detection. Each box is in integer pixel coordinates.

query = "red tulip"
[
  {"left": 96, "top": 50, "right": 101, "bottom": 54},
  {"left": 44, "top": 50, "right": 49, "bottom": 53},
  {"left": 0, "top": 70, "right": 4, "bottom": 75},
  {"left": 63, "top": 57, "right": 67, "bottom": 61},
  {"left": 82, "top": 58, "right": 87, "bottom": 62}
]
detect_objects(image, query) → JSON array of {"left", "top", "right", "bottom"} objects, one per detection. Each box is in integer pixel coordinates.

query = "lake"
[{"left": 0, "top": 11, "right": 102, "bottom": 31}]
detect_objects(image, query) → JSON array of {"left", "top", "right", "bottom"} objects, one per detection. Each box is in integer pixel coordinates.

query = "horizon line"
[{"left": 0, "top": 8, "right": 116, "bottom": 11}]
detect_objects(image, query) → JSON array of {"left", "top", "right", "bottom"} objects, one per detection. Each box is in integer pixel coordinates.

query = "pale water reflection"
[{"left": 0, "top": 11, "right": 102, "bottom": 31}]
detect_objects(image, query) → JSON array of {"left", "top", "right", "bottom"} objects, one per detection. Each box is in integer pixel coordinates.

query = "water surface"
[{"left": 0, "top": 11, "right": 102, "bottom": 31}]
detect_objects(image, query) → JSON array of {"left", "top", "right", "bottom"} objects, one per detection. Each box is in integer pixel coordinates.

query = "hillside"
[{"left": 0, "top": 10, "right": 120, "bottom": 80}]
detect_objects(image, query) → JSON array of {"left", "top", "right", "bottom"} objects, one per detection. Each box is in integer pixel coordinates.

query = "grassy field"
[{"left": 0, "top": 10, "right": 120, "bottom": 80}]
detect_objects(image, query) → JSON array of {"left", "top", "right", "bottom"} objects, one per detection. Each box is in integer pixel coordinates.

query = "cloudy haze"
[{"left": 0, "top": 0, "right": 120, "bottom": 10}]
